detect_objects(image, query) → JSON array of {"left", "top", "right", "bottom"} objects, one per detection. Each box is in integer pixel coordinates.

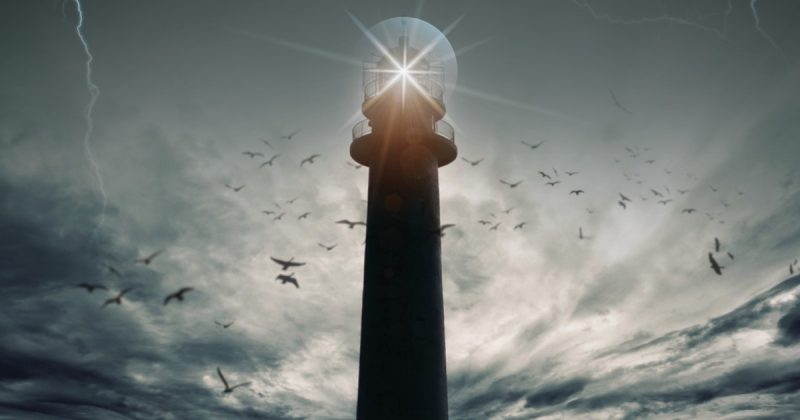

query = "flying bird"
[
  {"left": 521, "top": 140, "right": 544, "bottom": 150},
  {"left": 297, "top": 212, "right": 311, "bottom": 220},
  {"left": 225, "top": 183, "right": 245, "bottom": 192},
  {"left": 727, "top": 252, "right": 735, "bottom": 260},
  {"left": 275, "top": 272, "right": 299, "bottom": 288},
  {"left": 272, "top": 212, "right": 286, "bottom": 221},
  {"left": 336, "top": 219, "right": 366, "bottom": 229},
  {"left": 658, "top": 199, "right": 673, "bottom": 205},
  {"left": 242, "top": 151, "right": 264, "bottom": 158},
  {"left": 217, "top": 367, "right": 251, "bottom": 393},
  {"left": 565, "top": 171, "right": 579, "bottom": 176},
  {"left": 578, "top": 227, "right": 587, "bottom": 240},
  {"left": 489, "top": 223, "right": 501, "bottom": 231},
  {"left": 500, "top": 179, "right": 523, "bottom": 188},
  {"left": 260, "top": 154, "right": 280, "bottom": 167},
  {"left": 300, "top": 154, "right": 321, "bottom": 166},
  {"left": 346, "top": 161, "right": 363, "bottom": 169},
  {"left": 280, "top": 130, "right": 300, "bottom": 140},
  {"left": 513, "top": 222, "right": 526, "bottom": 230},
  {"left": 102, "top": 287, "right": 133, "bottom": 308},
  {"left": 682, "top": 208, "right": 697, "bottom": 214},
  {"left": 76, "top": 283, "right": 107, "bottom": 293},
  {"left": 678, "top": 189, "right": 690, "bottom": 195},
  {"left": 163, "top": 287, "right": 194, "bottom": 306},
  {"left": 537, "top": 171, "right": 552, "bottom": 180},
  {"left": 708, "top": 252, "right": 723, "bottom": 275},
  {"left": 318, "top": 243, "right": 337, "bottom": 251},
  {"left": 710, "top": 186, "right": 719, "bottom": 192},
  {"left": 136, "top": 249, "right": 164, "bottom": 265},
  {"left": 478, "top": 220, "right": 492, "bottom": 225},
  {"left": 270, "top": 257, "right": 306, "bottom": 271},
  {"left": 650, "top": 189, "right": 663, "bottom": 197},
  {"left": 552, "top": 168, "right": 559, "bottom": 177},
  {"left": 261, "top": 210, "right": 275, "bottom": 216},
  {"left": 715, "top": 237, "right": 721, "bottom": 253},
  {"left": 215, "top": 320, "right": 235, "bottom": 329},
  {"left": 461, "top": 157, "right": 484, "bottom": 166},
  {"left": 107, "top": 265, "right": 123, "bottom": 278},
  {"left": 619, "top": 193, "right": 632, "bottom": 202},
  {"left": 260, "top": 138, "right": 273, "bottom": 148},
  {"left": 618, "top": 201, "right": 627, "bottom": 210},
  {"left": 502, "top": 207, "right": 514, "bottom": 215},
  {"left": 286, "top": 197, "right": 300, "bottom": 205},
  {"left": 545, "top": 181, "right": 561, "bottom": 187},
  {"left": 569, "top": 190, "right": 584, "bottom": 196},
  {"left": 433, "top": 224, "right": 456, "bottom": 237},
  {"left": 610, "top": 90, "right": 633, "bottom": 114}
]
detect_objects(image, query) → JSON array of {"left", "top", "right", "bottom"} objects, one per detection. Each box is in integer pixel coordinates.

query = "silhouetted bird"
[
  {"left": 708, "top": 253, "right": 723, "bottom": 275},
  {"left": 76, "top": 283, "right": 107, "bottom": 293},
  {"left": 513, "top": 222, "right": 526, "bottom": 230},
  {"left": 545, "top": 181, "right": 561, "bottom": 187},
  {"left": 461, "top": 157, "right": 484, "bottom": 166},
  {"left": 163, "top": 287, "right": 194, "bottom": 306},
  {"left": 489, "top": 223, "right": 501, "bottom": 231},
  {"left": 619, "top": 193, "right": 632, "bottom": 202},
  {"left": 478, "top": 220, "right": 492, "bottom": 225},
  {"left": 318, "top": 243, "right": 337, "bottom": 251},
  {"left": 107, "top": 265, "right": 123, "bottom": 278},
  {"left": 242, "top": 151, "right": 264, "bottom": 158},
  {"left": 578, "top": 227, "right": 586, "bottom": 240},
  {"left": 102, "top": 287, "right": 133, "bottom": 308},
  {"left": 275, "top": 272, "right": 299, "bottom": 288},
  {"left": 300, "top": 154, "right": 321, "bottom": 166},
  {"left": 618, "top": 201, "right": 627, "bottom": 210},
  {"left": 286, "top": 197, "right": 299, "bottom": 205},
  {"left": 791, "top": 264, "right": 794, "bottom": 275},
  {"left": 336, "top": 219, "right": 366, "bottom": 229},
  {"left": 500, "top": 179, "right": 523, "bottom": 188},
  {"left": 610, "top": 90, "right": 633, "bottom": 114},
  {"left": 566, "top": 171, "right": 579, "bottom": 176},
  {"left": 260, "top": 138, "right": 272, "bottom": 148},
  {"left": 651, "top": 189, "right": 663, "bottom": 197},
  {"left": 521, "top": 140, "right": 544, "bottom": 150},
  {"left": 215, "top": 320, "right": 235, "bottom": 328},
  {"left": 502, "top": 207, "right": 514, "bottom": 215},
  {"left": 136, "top": 249, "right": 164, "bottom": 265},
  {"left": 280, "top": 130, "right": 300, "bottom": 140},
  {"left": 658, "top": 199, "right": 673, "bottom": 205},
  {"left": 346, "top": 161, "right": 363, "bottom": 169},
  {"left": 715, "top": 238, "right": 721, "bottom": 253},
  {"left": 538, "top": 171, "right": 552, "bottom": 180},
  {"left": 552, "top": 168, "right": 559, "bottom": 177},
  {"left": 678, "top": 189, "right": 690, "bottom": 195},
  {"left": 225, "top": 183, "right": 245, "bottom": 192},
  {"left": 298, "top": 212, "right": 311, "bottom": 220},
  {"left": 270, "top": 257, "right": 306, "bottom": 271},
  {"left": 261, "top": 210, "right": 275, "bottom": 216},
  {"left": 682, "top": 208, "right": 697, "bottom": 214},
  {"left": 710, "top": 186, "right": 718, "bottom": 192},
  {"left": 273, "top": 212, "right": 285, "bottom": 221},
  {"left": 433, "top": 224, "right": 456, "bottom": 237},
  {"left": 217, "top": 367, "right": 251, "bottom": 393},
  {"left": 727, "top": 252, "right": 735, "bottom": 260},
  {"left": 260, "top": 154, "right": 280, "bottom": 167},
  {"left": 646, "top": 159, "right": 655, "bottom": 164},
  {"left": 570, "top": 190, "right": 584, "bottom": 196}
]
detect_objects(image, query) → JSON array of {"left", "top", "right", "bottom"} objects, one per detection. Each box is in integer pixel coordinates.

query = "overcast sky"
[{"left": 2, "top": 0, "right": 800, "bottom": 418}]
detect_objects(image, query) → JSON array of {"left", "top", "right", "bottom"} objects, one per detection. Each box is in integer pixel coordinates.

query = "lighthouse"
[{"left": 351, "top": 23, "right": 457, "bottom": 420}]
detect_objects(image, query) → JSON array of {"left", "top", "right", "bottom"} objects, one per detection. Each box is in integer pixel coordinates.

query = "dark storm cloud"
[
  {"left": 776, "top": 298, "right": 800, "bottom": 346},
  {"left": 524, "top": 377, "right": 589, "bottom": 408}
]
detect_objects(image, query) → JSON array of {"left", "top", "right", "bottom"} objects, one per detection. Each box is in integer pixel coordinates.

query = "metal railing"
[
  {"left": 352, "top": 118, "right": 455, "bottom": 143},
  {"left": 352, "top": 119, "right": 372, "bottom": 140}
]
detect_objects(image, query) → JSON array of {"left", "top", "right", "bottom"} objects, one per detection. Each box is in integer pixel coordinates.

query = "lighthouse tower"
[{"left": 351, "top": 31, "right": 457, "bottom": 420}]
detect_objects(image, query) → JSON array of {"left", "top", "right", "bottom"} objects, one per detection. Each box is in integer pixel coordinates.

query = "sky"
[{"left": 1, "top": 0, "right": 800, "bottom": 418}]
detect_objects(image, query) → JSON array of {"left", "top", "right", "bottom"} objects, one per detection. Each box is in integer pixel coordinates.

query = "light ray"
[
  {"left": 406, "top": 14, "right": 465, "bottom": 70},
  {"left": 73, "top": 0, "right": 107, "bottom": 233},
  {"left": 454, "top": 85, "right": 585, "bottom": 125},
  {"left": 221, "top": 26, "right": 362, "bottom": 67},
  {"left": 346, "top": 11, "right": 404, "bottom": 71}
]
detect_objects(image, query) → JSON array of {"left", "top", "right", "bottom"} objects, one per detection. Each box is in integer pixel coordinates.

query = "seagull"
[
  {"left": 678, "top": 189, "right": 690, "bottom": 195},
  {"left": 618, "top": 201, "right": 627, "bottom": 210},
  {"left": 433, "top": 224, "right": 456, "bottom": 237},
  {"left": 502, "top": 207, "right": 514, "bottom": 215},
  {"left": 286, "top": 197, "right": 299, "bottom": 205},
  {"left": 297, "top": 212, "right": 311, "bottom": 220},
  {"left": 489, "top": 222, "right": 501, "bottom": 231},
  {"left": 658, "top": 199, "right": 673, "bottom": 205},
  {"left": 136, "top": 249, "right": 164, "bottom": 265},
  {"left": 537, "top": 171, "right": 552, "bottom": 180},
  {"left": 215, "top": 320, "right": 235, "bottom": 329},
  {"left": 619, "top": 193, "right": 632, "bottom": 202},
  {"left": 552, "top": 168, "right": 559, "bottom": 177},
  {"left": 259, "top": 154, "right": 280, "bottom": 167},
  {"left": 645, "top": 159, "right": 655, "bottom": 164},
  {"left": 500, "top": 179, "right": 523, "bottom": 188},
  {"left": 545, "top": 181, "right": 561, "bottom": 187},
  {"left": 336, "top": 219, "right": 366, "bottom": 229},
  {"left": 260, "top": 138, "right": 273, "bottom": 148},
  {"left": 715, "top": 237, "right": 721, "bottom": 253},
  {"left": 272, "top": 212, "right": 285, "bottom": 221},
  {"left": 521, "top": 140, "right": 544, "bottom": 150},
  {"left": 280, "top": 130, "right": 300, "bottom": 140},
  {"left": 261, "top": 210, "right": 275, "bottom": 216},
  {"left": 107, "top": 265, "right": 124, "bottom": 278},
  {"left": 569, "top": 190, "right": 584, "bottom": 196},
  {"left": 710, "top": 186, "right": 718, "bottom": 192},
  {"left": 275, "top": 272, "right": 299, "bottom": 288},
  {"left": 270, "top": 257, "right": 306, "bottom": 271},
  {"left": 76, "top": 283, "right": 107, "bottom": 293},
  {"left": 318, "top": 243, "right": 337, "bottom": 251},
  {"left": 478, "top": 220, "right": 492, "bottom": 225},
  {"left": 346, "top": 161, "right": 363, "bottom": 169},
  {"left": 682, "top": 208, "right": 697, "bottom": 214},
  {"left": 565, "top": 171, "right": 579, "bottom": 176},
  {"left": 217, "top": 367, "right": 251, "bottom": 394},
  {"left": 610, "top": 90, "right": 633, "bottom": 114},
  {"left": 242, "top": 151, "right": 264, "bottom": 158},
  {"left": 163, "top": 287, "right": 194, "bottom": 306},
  {"left": 102, "top": 287, "right": 133, "bottom": 308},
  {"left": 513, "top": 222, "right": 526, "bottom": 230},
  {"left": 791, "top": 264, "right": 795, "bottom": 275},
  {"left": 650, "top": 189, "right": 663, "bottom": 197},
  {"left": 300, "top": 154, "right": 321, "bottom": 166},
  {"left": 578, "top": 226, "right": 588, "bottom": 240},
  {"left": 727, "top": 252, "right": 735, "bottom": 260},
  {"left": 225, "top": 183, "right": 245, "bottom": 192},
  {"left": 461, "top": 157, "right": 484, "bottom": 166},
  {"left": 709, "top": 252, "right": 723, "bottom": 275}
]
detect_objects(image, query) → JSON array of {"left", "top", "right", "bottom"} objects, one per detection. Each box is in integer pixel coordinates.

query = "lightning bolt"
[
  {"left": 73, "top": 0, "right": 107, "bottom": 232},
  {"left": 749, "top": 0, "right": 788, "bottom": 59}
]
